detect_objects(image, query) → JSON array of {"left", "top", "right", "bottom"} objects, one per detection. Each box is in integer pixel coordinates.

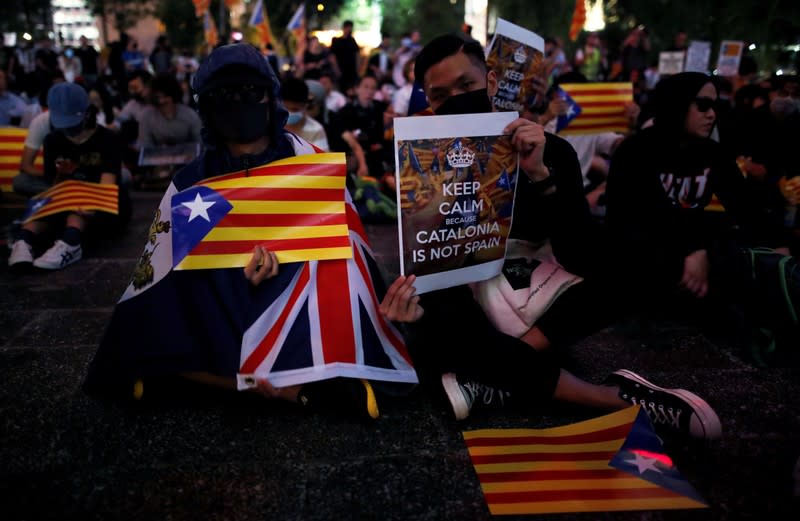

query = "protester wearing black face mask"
[
  {"left": 9, "top": 82, "right": 130, "bottom": 271},
  {"left": 378, "top": 35, "right": 720, "bottom": 441},
  {"left": 86, "top": 44, "right": 405, "bottom": 419}
]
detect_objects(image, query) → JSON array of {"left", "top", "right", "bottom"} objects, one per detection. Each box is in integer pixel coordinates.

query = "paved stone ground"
[{"left": 1, "top": 191, "right": 799, "bottom": 520}]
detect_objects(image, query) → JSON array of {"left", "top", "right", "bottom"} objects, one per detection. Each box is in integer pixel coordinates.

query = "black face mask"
[
  {"left": 210, "top": 101, "right": 270, "bottom": 144},
  {"left": 434, "top": 88, "right": 493, "bottom": 116},
  {"left": 131, "top": 93, "right": 146, "bottom": 103}
]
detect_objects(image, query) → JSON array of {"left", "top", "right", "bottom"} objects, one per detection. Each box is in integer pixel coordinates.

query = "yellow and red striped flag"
[
  {"left": 171, "top": 152, "right": 351, "bottom": 270},
  {"left": 0, "top": 127, "right": 43, "bottom": 192},
  {"left": 557, "top": 83, "right": 633, "bottom": 135},
  {"left": 464, "top": 406, "right": 707, "bottom": 515},
  {"left": 23, "top": 180, "right": 118, "bottom": 224},
  {"left": 249, "top": 0, "right": 276, "bottom": 47},
  {"left": 191, "top": 0, "right": 211, "bottom": 18},
  {"left": 203, "top": 10, "right": 219, "bottom": 47},
  {"left": 569, "top": 0, "right": 587, "bottom": 42}
]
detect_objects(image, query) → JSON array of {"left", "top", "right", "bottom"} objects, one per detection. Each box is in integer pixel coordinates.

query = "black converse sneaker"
[
  {"left": 441, "top": 373, "right": 511, "bottom": 420},
  {"left": 605, "top": 369, "right": 722, "bottom": 441}
]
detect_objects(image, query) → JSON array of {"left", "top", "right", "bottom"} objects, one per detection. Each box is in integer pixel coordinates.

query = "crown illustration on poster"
[
  {"left": 446, "top": 141, "right": 475, "bottom": 168},
  {"left": 513, "top": 46, "right": 527, "bottom": 64}
]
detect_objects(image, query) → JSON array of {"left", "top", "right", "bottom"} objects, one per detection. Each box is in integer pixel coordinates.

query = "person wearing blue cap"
[{"left": 8, "top": 82, "right": 130, "bottom": 270}]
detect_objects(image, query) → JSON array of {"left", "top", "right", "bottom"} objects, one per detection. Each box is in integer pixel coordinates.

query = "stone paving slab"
[{"left": 1, "top": 191, "right": 799, "bottom": 520}]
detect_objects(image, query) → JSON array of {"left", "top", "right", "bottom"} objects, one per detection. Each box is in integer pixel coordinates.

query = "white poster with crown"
[
  {"left": 485, "top": 18, "right": 545, "bottom": 113},
  {"left": 394, "top": 112, "right": 520, "bottom": 294}
]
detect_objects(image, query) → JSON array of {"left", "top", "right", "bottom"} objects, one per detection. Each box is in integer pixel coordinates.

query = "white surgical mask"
[{"left": 286, "top": 111, "right": 304, "bottom": 125}]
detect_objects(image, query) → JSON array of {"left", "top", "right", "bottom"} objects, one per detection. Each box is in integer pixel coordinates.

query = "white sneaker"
[
  {"left": 8, "top": 240, "right": 34, "bottom": 266},
  {"left": 33, "top": 240, "right": 82, "bottom": 270}
]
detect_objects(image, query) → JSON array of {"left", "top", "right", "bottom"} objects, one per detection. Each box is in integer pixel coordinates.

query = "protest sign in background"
[
  {"left": 485, "top": 19, "right": 545, "bottom": 114},
  {"left": 716, "top": 40, "right": 744, "bottom": 77}
]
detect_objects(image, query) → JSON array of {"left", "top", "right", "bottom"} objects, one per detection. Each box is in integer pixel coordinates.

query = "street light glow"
[{"left": 317, "top": 3, "right": 325, "bottom": 11}]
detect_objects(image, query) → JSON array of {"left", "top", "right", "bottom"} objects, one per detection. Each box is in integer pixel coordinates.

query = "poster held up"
[
  {"left": 658, "top": 51, "right": 686, "bottom": 76},
  {"left": 716, "top": 40, "right": 744, "bottom": 77},
  {"left": 685, "top": 41, "right": 711, "bottom": 73},
  {"left": 485, "top": 19, "right": 545, "bottom": 114},
  {"left": 394, "top": 112, "right": 519, "bottom": 294}
]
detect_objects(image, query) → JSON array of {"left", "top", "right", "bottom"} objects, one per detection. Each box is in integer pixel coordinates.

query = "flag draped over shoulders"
[{"left": 85, "top": 134, "right": 416, "bottom": 399}]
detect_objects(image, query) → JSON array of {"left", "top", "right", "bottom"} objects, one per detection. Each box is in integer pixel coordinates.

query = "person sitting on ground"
[
  {"left": 137, "top": 73, "right": 202, "bottom": 148},
  {"left": 84, "top": 43, "right": 413, "bottom": 419},
  {"left": 306, "top": 78, "right": 369, "bottom": 181},
  {"left": 605, "top": 72, "right": 796, "bottom": 352},
  {"left": 0, "top": 70, "right": 27, "bottom": 126},
  {"left": 378, "top": 35, "right": 722, "bottom": 441},
  {"left": 281, "top": 76, "right": 329, "bottom": 151},
  {"left": 338, "top": 75, "right": 391, "bottom": 182},
  {"left": 8, "top": 83, "right": 131, "bottom": 270},
  {"left": 13, "top": 79, "right": 66, "bottom": 197},
  {"left": 318, "top": 71, "right": 347, "bottom": 113}
]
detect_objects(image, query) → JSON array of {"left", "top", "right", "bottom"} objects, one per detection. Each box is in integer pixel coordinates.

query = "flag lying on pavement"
[
  {"left": 557, "top": 83, "right": 633, "bottom": 135},
  {"left": 23, "top": 179, "right": 118, "bottom": 224},
  {"left": 463, "top": 406, "right": 707, "bottom": 515},
  {"left": 171, "top": 152, "right": 351, "bottom": 270}
]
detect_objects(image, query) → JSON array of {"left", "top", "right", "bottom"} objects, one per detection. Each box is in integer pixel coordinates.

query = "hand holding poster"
[
  {"left": 394, "top": 112, "right": 519, "bottom": 294},
  {"left": 485, "top": 19, "right": 545, "bottom": 113}
]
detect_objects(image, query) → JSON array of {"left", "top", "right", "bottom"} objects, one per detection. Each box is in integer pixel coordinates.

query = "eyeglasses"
[
  {"left": 203, "top": 83, "right": 267, "bottom": 105},
  {"left": 693, "top": 97, "right": 717, "bottom": 113}
]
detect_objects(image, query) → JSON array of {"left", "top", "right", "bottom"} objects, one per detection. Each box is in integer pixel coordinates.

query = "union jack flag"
[{"left": 237, "top": 202, "right": 417, "bottom": 389}]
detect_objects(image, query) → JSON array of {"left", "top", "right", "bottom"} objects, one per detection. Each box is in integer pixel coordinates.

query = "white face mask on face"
[{"left": 286, "top": 111, "right": 304, "bottom": 125}]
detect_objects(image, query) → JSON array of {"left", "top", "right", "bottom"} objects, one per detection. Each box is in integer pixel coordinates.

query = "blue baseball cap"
[{"left": 47, "top": 83, "right": 89, "bottom": 129}]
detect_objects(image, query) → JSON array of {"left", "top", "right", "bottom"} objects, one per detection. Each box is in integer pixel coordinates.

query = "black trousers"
[{"left": 407, "top": 279, "right": 618, "bottom": 404}]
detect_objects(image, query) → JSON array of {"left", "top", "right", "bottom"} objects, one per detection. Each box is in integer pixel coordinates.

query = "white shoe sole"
[
  {"left": 441, "top": 373, "right": 470, "bottom": 421},
  {"left": 33, "top": 254, "right": 81, "bottom": 270},
  {"left": 613, "top": 369, "right": 723, "bottom": 440}
]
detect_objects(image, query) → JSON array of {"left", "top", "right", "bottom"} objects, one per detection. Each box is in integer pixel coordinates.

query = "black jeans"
[{"left": 407, "top": 279, "right": 617, "bottom": 405}]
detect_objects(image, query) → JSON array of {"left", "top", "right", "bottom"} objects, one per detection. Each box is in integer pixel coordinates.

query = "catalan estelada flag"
[
  {"left": 557, "top": 83, "right": 633, "bottom": 136},
  {"left": 171, "top": 152, "right": 351, "bottom": 270},
  {"left": 23, "top": 180, "right": 118, "bottom": 224},
  {"left": 249, "top": 0, "right": 276, "bottom": 47},
  {"left": 0, "top": 127, "right": 43, "bottom": 192},
  {"left": 464, "top": 406, "right": 707, "bottom": 515}
]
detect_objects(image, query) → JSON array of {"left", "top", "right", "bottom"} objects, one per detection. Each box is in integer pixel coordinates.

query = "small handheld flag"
[
  {"left": 23, "top": 180, "right": 119, "bottom": 224},
  {"left": 170, "top": 153, "right": 352, "bottom": 270},
  {"left": 249, "top": 0, "right": 276, "bottom": 46},
  {"left": 557, "top": 83, "right": 633, "bottom": 135},
  {"left": 286, "top": 3, "right": 306, "bottom": 40}
]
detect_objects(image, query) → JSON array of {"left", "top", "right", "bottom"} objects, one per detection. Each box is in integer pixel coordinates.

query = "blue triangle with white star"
[
  {"left": 609, "top": 408, "right": 707, "bottom": 505},
  {"left": 171, "top": 185, "right": 233, "bottom": 268},
  {"left": 23, "top": 196, "right": 52, "bottom": 220},
  {"left": 556, "top": 87, "right": 582, "bottom": 133}
]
